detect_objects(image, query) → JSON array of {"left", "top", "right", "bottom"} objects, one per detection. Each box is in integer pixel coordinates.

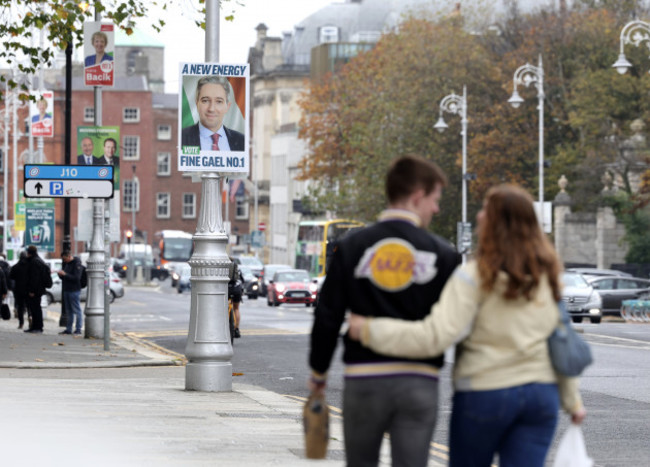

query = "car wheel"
[
  {"left": 305, "top": 302, "right": 310, "bottom": 307},
  {"left": 571, "top": 316, "right": 582, "bottom": 324},
  {"left": 590, "top": 316, "right": 602, "bottom": 324},
  {"left": 45, "top": 292, "right": 54, "bottom": 305},
  {"left": 109, "top": 290, "right": 116, "bottom": 304}
]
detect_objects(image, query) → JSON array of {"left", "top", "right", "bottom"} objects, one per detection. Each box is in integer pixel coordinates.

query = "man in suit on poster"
[
  {"left": 181, "top": 76, "right": 244, "bottom": 151},
  {"left": 77, "top": 137, "right": 95, "bottom": 165}
]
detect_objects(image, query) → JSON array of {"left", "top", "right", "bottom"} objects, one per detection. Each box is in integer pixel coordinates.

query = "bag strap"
[{"left": 557, "top": 300, "right": 571, "bottom": 326}]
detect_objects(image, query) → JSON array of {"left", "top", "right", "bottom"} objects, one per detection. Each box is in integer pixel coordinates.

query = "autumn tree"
[{"left": 298, "top": 16, "right": 503, "bottom": 241}]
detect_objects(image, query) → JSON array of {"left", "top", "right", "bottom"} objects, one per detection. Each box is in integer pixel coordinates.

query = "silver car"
[
  {"left": 46, "top": 272, "right": 124, "bottom": 304},
  {"left": 561, "top": 272, "right": 602, "bottom": 324}
]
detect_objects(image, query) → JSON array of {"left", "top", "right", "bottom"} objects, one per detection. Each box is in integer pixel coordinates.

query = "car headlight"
[
  {"left": 586, "top": 292, "right": 602, "bottom": 311},
  {"left": 309, "top": 283, "right": 318, "bottom": 293},
  {"left": 275, "top": 284, "right": 286, "bottom": 292},
  {"left": 252, "top": 284, "right": 258, "bottom": 291}
]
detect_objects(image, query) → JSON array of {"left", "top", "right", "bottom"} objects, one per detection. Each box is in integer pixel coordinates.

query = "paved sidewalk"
[{"left": 0, "top": 311, "right": 445, "bottom": 466}]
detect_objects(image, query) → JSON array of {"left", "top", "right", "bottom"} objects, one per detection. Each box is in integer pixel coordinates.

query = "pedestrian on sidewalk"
[
  {"left": 348, "top": 184, "right": 586, "bottom": 467},
  {"left": 228, "top": 257, "right": 244, "bottom": 339},
  {"left": 10, "top": 251, "right": 29, "bottom": 329},
  {"left": 24, "top": 245, "right": 52, "bottom": 334},
  {"left": 58, "top": 250, "right": 83, "bottom": 336},
  {"left": 308, "top": 154, "right": 461, "bottom": 466}
]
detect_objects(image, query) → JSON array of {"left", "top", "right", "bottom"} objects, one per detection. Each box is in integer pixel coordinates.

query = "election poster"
[
  {"left": 83, "top": 22, "right": 115, "bottom": 87},
  {"left": 76, "top": 126, "right": 120, "bottom": 190},
  {"left": 178, "top": 63, "right": 249, "bottom": 174},
  {"left": 30, "top": 90, "right": 54, "bottom": 138},
  {"left": 76, "top": 125, "right": 121, "bottom": 244}
]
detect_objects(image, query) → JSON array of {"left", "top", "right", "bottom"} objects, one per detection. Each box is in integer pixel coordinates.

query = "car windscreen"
[
  {"left": 562, "top": 273, "right": 589, "bottom": 288},
  {"left": 275, "top": 271, "right": 310, "bottom": 282},
  {"left": 239, "top": 257, "right": 263, "bottom": 267}
]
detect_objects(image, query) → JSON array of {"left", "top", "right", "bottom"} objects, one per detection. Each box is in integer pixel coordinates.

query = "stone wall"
[{"left": 554, "top": 190, "right": 628, "bottom": 268}]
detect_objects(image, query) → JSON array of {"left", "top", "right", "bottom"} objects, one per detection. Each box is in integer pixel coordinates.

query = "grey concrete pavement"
[{"left": 0, "top": 309, "right": 445, "bottom": 466}]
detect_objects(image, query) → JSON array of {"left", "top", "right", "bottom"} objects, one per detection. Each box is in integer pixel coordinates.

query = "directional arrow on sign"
[{"left": 35, "top": 182, "right": 43, "bottom": 194}]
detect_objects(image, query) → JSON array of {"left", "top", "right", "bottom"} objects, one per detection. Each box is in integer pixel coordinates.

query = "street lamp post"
[
  {"left": 434, "top": 85, "right": 470, "bottom": 261},
  {"left": 612, "top": 19, "right": 650, "bottom": 74},
  {"left": 131, "top": 164, "right": 136, "bottom": 283},
  {"left": 508, "top": 55, "right": 545, "bottom": 227}
]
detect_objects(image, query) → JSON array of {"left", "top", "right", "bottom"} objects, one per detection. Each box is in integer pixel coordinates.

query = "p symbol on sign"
[{"left": 50, "top": 181, "right": 64, "bottom": 196}]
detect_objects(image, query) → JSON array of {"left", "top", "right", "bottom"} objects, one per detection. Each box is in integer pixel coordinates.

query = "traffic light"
[{"left": 126, "top": 230, "right": 133, "bottom": 244}]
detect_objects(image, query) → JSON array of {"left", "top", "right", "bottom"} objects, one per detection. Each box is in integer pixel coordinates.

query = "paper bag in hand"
[{"left": 303, "top": 392, "right": 329, "bottom": 459}]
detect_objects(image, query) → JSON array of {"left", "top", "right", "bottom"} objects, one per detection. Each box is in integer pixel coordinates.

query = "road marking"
[{"left": 586, "top": 333, "right": 650, "bottom": 350}]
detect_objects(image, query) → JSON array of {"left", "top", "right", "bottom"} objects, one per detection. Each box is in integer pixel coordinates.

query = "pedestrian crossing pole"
[{"left": 184, "top": 0, "right": 234, "bottom": 392}]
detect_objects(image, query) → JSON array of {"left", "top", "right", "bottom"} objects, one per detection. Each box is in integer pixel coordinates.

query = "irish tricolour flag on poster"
[{"left": 178, "top": 63, "right": 250, "bottom": 174}]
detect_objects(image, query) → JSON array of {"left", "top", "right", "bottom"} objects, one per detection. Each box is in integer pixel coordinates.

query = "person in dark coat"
[
  {"left": 10, "top": 251, "right": 29, "bottom": 329},
  {"left": 57, "top": 250, "right": 83, "bottom": 335},
  {"left": 24, "top": 245, "right": 52, "bottom": 333}
]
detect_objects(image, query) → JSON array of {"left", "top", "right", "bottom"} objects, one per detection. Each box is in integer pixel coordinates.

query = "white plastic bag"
[{"left": 552, "top": 424, "right": 593, "bottom": 467}]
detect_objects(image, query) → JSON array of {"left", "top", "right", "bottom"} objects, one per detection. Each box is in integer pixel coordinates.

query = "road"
[{"left": 111, "top": 281, "right": 650, "bottom": 466}]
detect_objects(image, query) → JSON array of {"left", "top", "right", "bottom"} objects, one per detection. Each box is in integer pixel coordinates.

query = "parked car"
[
  {"left": 586, "top": 275, "right": 650, "bottom": 316},
  {"left": 561, "top": 272, "right": 603, "bottom": 324},
  {"left": 266, "top": 269, "right": 318, "bottom": 307},
  {"left": 45, "top": 271, "right": 124, "bottom": 304},
  {"left": 239, "top": 265, "right": 259, "bottom": 299},
  {"left": 176, "top": 264, "right": 192, "bottom": 293},
  {"left": 566, "top": 268, "right": 632, "bottom": 280},
  {"left": 259, "top": 264, "right": 292, "bottom": 297}
]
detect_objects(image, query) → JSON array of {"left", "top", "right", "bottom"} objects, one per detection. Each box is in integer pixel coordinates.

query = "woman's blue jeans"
[{"left": 449, "top": 383, "right": 559, "bottom": 467}]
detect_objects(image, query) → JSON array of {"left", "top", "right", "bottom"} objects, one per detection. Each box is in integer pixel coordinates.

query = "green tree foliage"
[{"left": 0, "top": 0, "right": 168, "bottom": 91}]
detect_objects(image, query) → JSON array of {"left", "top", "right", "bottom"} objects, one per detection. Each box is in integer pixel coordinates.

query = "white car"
[{"left": 46, "top": 272, "right": 124, "bottom": 304}]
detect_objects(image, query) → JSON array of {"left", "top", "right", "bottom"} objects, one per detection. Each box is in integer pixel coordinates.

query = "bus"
[
  {"left": 295, "top": 219, "right": 364, "bottom": 277},
  {"left": 154, "top": 230, "right": 194, "bottom": 266}
]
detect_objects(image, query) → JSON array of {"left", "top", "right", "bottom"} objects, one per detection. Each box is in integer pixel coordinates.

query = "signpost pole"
[
  {"left": 185, "top": 0, "right": 233, "bottom": 392},
  {"left": 85, "top": 7, "right": 108, "bottom": 343}
]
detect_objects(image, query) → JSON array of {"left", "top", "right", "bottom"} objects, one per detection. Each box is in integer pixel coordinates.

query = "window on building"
[
  {"left": 157, "top": 152, "right": 171, "bottom": 176},
  {"left": 156, "top": 192, "right": 170, "bottom": 218},
  {"left": 319, "top": 26, "right": 339, "bottom": 43},
  {"left": 235, "top": 195, "right": 248, "bottom": 220},
  {"left": 123, "top": 135, "right": 140, "bottom": 160},
  {"left": 182, "top": 193, "right": 196, "bottom": 219},
  {"left": 84, "top": 107, "right": 95, "bottom": 122},
  {"left": 123, "top": 178, "right": 140, "bottom": 212},
  {"left": 123, "top": 107, "right": 140, "bottom": 123},
  {"left": 157, "top": 124, "right": 172, "bottom": 140}
]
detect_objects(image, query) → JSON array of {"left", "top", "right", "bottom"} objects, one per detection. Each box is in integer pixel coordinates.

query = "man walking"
[
  {"left": 10, "top": 251, "right": 30, "bottom": 329},
  {"left": 58, "top": 251, "right": 83, "bottom": 336},
  {"left": 24, "top": 245, "right": 52, "bottom": 334},
  {"left": 308, "top": 155, "right": 461, "bottom": 466}
]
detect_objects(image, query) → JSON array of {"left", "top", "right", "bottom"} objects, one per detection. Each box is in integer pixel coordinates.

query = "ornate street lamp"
[
  {"left": 434, "top": 85, "right": 470, "bottom": 261},
  {"left": 508, "top": 55, "right": 545, "bottom": 226},
  {"left": 613, "top": 19, "right": 650, "bottom": 74}
]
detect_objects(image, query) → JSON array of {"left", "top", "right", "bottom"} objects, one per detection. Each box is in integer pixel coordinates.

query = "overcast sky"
[{"left": 148, "top": 0, "right": 339, "bottom": 93}]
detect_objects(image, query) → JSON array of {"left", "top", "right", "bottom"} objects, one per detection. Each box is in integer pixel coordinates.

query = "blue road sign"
[
  {"left": 24, "top": 164, "right": 115, "bottom": 199},
  {"left": 24, "top": 164, "right": 113, "bottom": 180}
]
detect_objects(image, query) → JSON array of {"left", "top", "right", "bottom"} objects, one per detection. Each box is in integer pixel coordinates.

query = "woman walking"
[{"left": 349, "top": 184, "right": 586, "bottom": 467}]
